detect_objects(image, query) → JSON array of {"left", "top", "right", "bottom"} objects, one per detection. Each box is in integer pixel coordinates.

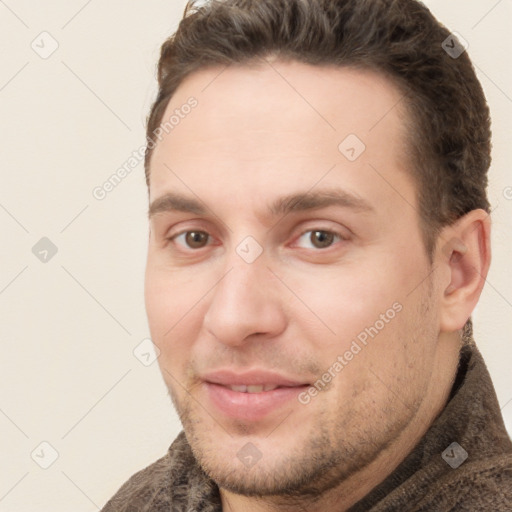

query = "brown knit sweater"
[{"left": 101, "top": 340, "right": 512, "bottom": 511}]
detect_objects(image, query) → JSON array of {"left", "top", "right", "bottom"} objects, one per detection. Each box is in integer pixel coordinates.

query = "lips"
[{"left": 200, "top": 369, "right": 311, "bottom": 421}]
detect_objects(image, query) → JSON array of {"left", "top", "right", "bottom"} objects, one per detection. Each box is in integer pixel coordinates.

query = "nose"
[{"left": 202, "top": 255, "right": 287, "bottom": 347}]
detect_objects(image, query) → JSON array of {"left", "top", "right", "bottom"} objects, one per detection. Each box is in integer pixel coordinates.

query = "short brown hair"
[{"left": 145, "top": 0, "right": 491, "bottom": 258}]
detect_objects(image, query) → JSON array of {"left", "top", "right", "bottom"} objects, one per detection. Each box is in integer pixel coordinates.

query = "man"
[{"left": 101, "top": 0, "right": 512, "bottom": 510}]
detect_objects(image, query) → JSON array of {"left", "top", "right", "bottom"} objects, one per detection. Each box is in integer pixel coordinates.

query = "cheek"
[
  {"left": 145, "top": 267, "right": 173, "bottom": 338},
  {"left": 282, "top": 263, "right": 405, "bottom": 350},
  {"left": 145, "top": 250, "right": 199, "bottom": 327},
  {"left": 324, "top": 296, "right": 435, "bottom": 418},
  {"left": 144, "top": 263, "right": 200, "bottom": 367}
]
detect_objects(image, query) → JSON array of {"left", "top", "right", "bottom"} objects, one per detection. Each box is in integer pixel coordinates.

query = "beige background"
[{"left": 0, "top": 1, "right": 510, "bottom": 510}]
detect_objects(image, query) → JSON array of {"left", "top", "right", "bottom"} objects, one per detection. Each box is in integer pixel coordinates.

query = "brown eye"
[
  {"left": 310, "top": 231, "right": 336, "bottom": 249},
  {"left": 171, "top": 231, "right": 210, "bottom": 250},
  {"left": 184, "top": 231, "right": 209, "bottom": 249},
  {"left": 295, "top": 229, "right": 344, "bottom": 250}
]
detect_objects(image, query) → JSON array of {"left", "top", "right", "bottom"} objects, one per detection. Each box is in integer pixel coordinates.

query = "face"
[{"left": 144, "top": 60, "right": 442, "bottom": 498}]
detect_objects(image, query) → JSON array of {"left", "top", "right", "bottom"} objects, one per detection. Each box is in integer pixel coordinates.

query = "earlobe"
[{"left": 438, "top": 209, "right": 492, "bottom": 333}]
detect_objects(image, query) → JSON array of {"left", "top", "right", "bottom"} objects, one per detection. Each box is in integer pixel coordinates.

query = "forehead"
[{"left": 148, "top": 60, "right": 415, "bottom": 217}]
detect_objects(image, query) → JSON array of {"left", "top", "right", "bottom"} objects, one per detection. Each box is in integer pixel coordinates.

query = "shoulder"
[
  {"left": 100, "top": 450, "right": 173, "bottom": 512},
  {"left": 100, "top": 431, "right": 198, "bottom": 512},
  {"left": 416, "top": 454, "right": 512, "bottom": 511}
]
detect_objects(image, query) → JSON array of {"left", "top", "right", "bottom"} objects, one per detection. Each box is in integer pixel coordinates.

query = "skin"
[{"left": 144, "top": 59, "right": 491, "bottom": 511}]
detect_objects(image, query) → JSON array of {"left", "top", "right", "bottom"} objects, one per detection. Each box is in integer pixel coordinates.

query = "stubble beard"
[
  {"left": 162, "top": 278, "right": 437, "bottom": 503},
  {"left": 166, "top": 378, "right": 421, "bottom": 503}
]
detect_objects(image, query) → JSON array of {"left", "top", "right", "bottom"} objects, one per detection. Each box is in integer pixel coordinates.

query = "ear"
[{"left": 437, "top": 209, "right": 491, "bottom": 333}]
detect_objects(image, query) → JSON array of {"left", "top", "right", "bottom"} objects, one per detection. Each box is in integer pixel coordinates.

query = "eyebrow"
[{"left": 148, "top": 188, "right": 374, "bottom": 219}]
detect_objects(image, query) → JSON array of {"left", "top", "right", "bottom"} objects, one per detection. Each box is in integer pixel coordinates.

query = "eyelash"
[{"left": 167, "top": 228, "right": 348, "bottom": 252}]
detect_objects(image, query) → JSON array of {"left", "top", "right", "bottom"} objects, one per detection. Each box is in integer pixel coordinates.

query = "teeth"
[
  {"left": 230, "top": 385, "right": 248, "bottom": 392},
  {"left": 228, "top": 384, "right": 279, "bottom": 393},
  {"left": 247, "top": 385, "right": 264, "bottom": 393}
]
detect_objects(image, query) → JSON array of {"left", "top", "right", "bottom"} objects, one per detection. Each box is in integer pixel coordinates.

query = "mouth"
[{"left": 200, "top": 371, "right": 311, "bottom": 422}]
